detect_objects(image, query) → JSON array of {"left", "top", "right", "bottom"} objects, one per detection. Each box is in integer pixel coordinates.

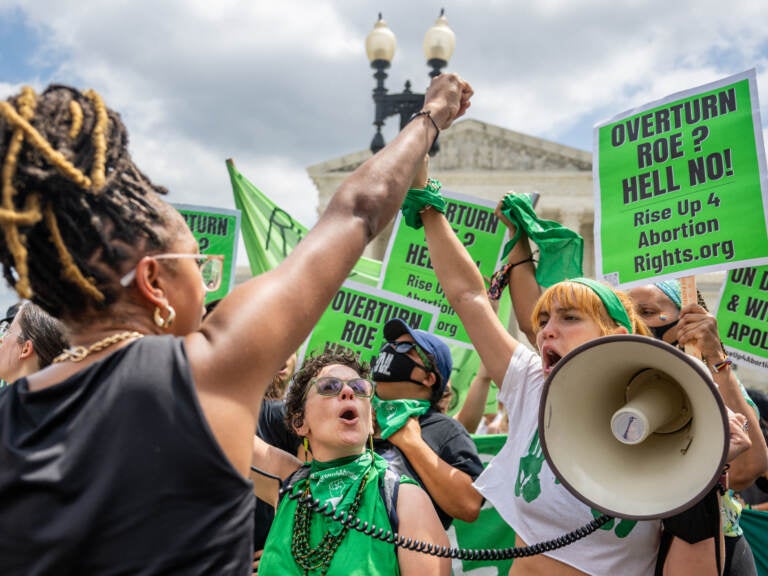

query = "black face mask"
[
  {"left": 650, "top": 319, "right": 679, "bottom": 342},
  {"left": 372, "top": 349, "right": 425, "bottom": 386}
]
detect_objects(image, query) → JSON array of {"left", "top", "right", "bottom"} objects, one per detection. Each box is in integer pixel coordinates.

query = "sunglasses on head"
[
  {"left": 304, "top": 376, "right": 375, "bottom": 399},
  {"left": 381, "top": 341, "right": 433, "bottom": 372}
]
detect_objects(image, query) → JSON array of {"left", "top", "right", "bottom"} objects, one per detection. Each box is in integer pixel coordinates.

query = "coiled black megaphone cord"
[{"left": 280, "top": 484, "right": 613, "bottom": 561}]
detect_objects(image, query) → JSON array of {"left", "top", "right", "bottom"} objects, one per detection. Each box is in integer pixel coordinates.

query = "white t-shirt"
[{"left": 473, "top": 344, "right": 660, "bottom": 575}]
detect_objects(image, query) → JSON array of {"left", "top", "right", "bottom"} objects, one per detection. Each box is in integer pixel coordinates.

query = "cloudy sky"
[{"left": 1, "top": 0, "right": 767, "bottom": 230}]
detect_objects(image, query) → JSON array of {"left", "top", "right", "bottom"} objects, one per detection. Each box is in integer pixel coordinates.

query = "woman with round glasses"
[
  {"left": 0, "top": 77, "right": 471, "bottom": 574},
  {"left": 252, "top": 350, "right": 449, "bottom": 575}
]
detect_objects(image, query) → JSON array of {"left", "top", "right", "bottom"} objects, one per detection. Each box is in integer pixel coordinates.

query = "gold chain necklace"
[{"left": 53, "top": 331, "right": 144, "bottom": 364}]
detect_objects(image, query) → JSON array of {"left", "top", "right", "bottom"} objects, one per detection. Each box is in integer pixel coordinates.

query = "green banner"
[
  {"left": 740, "top": 509, "right": 768, "bottom": 576},
  {"left": 379, "top": 191, "right": 507, "bottom": 346},
  {"left": 715, "top": 266, "right": 768, "bottom": 373},
  {"left": 227, "top": 159, "right": 381, "bottom": 286},
  {"left": 595, "top": 69, "right": 768, "bottom": 288},
  {"left": 173, "top": 203, "right": 240, "bottom": 304},
  {"left": 450, "top": 434, "right": 515, "bottom": 575},
  {"left": 300, "top": 281, "right": 439, "bottom": 366}
]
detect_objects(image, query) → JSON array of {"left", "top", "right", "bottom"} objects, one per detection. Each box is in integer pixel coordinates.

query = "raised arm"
[
  {"left": 188, "top": 75, "right": 473, "bottom": 475},
  {"left": 421, "top": 207, "right": 517, "bottom": 387},
  {"left": 250, "top": 434, "right": 302, "bottom": 507},
  {"left": 454, "top": 358, "right": 494, "bottom": 434},
  {"left": 494, "top": 201, "right": 541, "bottom": 346}
]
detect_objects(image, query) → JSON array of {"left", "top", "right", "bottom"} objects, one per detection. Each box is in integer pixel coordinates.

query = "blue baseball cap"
[{"left": 383, "top": 318, "right": 453, "bottom": 394}]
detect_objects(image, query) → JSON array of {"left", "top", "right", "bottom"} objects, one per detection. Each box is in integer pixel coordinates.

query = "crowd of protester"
[{"left": 0, "top": 75, "right": 766, "bottom": 576}]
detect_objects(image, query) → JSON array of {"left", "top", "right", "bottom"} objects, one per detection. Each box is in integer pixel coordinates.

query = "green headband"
[{"left": 568, "top": 278, "right": 633, "bottom": 334}]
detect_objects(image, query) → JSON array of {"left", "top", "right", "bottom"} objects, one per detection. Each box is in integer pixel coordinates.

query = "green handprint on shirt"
[
  {"left": 591, "top": 509, "right": 637, "bottom": 538},
  {"left": 516, "top": 431, "right": 545, "bottom": 503}
]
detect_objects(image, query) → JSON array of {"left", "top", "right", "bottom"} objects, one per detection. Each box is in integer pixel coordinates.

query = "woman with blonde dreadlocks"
[{"left": 0, "top": 78, "right": 472, "bottom": 575}]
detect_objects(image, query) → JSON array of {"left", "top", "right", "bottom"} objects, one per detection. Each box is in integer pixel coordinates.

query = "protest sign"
[
  {"left": 715, "top": 266, "right": 768, "bottom": 373},
  {"left": 450, "top": 434, "right": 515, "bottom": 575},
  {"left": 379, "top": 191, "right": 507, "bottom": 346},
  {"left": 173, "top": 203, "right": 240, "bottom": 303},
  {"left": 594, "top": 69, "right": 768, "bottom": 288},
  {"left": 300, "top": 281, "right": 439, "bottom": 366}
]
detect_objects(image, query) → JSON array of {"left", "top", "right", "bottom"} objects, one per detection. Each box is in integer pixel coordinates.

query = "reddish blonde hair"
[{"left": 531, "top": 281, "right": 651, "bottom": 337}]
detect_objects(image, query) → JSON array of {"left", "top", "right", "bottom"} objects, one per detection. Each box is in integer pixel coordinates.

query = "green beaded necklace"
[{"left": 291, "top": 475, "right": 368, "bottom": 575}]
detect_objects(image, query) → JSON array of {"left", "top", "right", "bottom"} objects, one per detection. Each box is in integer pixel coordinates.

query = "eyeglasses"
[
  {"left": 120, "top": 253, "right": 225, "bottom": 293},
  {"left": 381, "top": 341, "right": 433, "bottom": 372},
  {"left": 303, "top": 376, "right": 375, "bottom": 400}
]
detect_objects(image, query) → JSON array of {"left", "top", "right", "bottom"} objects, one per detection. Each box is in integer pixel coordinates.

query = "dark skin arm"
[{"left": 183, "top": 75, "right": 473, "bottom": 477}]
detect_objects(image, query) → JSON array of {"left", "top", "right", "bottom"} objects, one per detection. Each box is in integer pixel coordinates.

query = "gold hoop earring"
[
  {"left": 303, "top": 437, "right": 310, "bottom": 463},
  {"left": 153, "top": 304, "right": 176, "bottom": 328}
]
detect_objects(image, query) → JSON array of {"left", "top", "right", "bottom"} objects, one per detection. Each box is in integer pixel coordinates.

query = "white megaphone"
[{"left": 538, "top": 334, "right": 728, "bottom": 520}]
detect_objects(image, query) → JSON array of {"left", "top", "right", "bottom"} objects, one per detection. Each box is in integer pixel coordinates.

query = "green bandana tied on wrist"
[
  {"left": 569, "top": 277, "right": 633, "bottom": 334},
  {"left": 499, "top": 193, "right": 584, "bottom": 287},
  {"left": 372, "top": 397, "right": 431, "bottom": 439},
  {"left": 401, "top": 177, "right": 447, "bottom": 229}
]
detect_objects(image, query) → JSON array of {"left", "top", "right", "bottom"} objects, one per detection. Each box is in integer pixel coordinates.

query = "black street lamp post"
[{"left": 365, "top": 10, "right": 456, "bottom": 155}]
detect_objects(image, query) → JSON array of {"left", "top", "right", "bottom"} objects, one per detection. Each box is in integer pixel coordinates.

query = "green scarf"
[
  {"left": 372, "top": 397, "right": 431, "bottom": 439},
  {"left": 499, "top": 193, "right": 583, "bottom": 287},
  {"left": 401, "top": 177, "right": 447, "bottom": 229},
  {"left": 308, "top": 452, "right": 373, "bottom": 517},
  {"left": 260, "top": 452, "right": 404, "bottom": 575},
  {"left": 569, "top": 277, "right": 633, "bottom": 333}
]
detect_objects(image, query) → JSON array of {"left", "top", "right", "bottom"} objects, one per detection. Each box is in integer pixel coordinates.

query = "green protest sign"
[
  {"left": 173, "top": 204, "right": 240, "bottom": 303},
  {"left": 300, "top": 281, "right": 439, "bottom": 366},
  {"left": 379, "top": 191, "right": 507, "bottom": 346},
  {"left": 715, "top": 266, "right": 768, "bottom": 373},
  {"left": 595, "top": 69, "right": 768, "bottom": 288},
  {"left": 450, "top": 434, "right": 515, "bottom": 575}
]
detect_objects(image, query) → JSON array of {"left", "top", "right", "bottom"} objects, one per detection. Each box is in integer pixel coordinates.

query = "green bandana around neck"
[
  {"left": 308, "top": 452, "right": 373, "bottom": 515},
  {"left": 499, "top": 193, "right": 583, "bottom": 287},
  {"left": 372, "top": 397, "right": 431, "bottom": 439},
  {"left": 568, "top": 277, "right": 633, "bottom": 334},
  {"left": 401, "top": 177, "right": 447, "bottom": 229}
]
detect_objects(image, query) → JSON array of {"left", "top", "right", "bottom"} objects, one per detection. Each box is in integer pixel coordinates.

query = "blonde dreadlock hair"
[{"left": 0, "top": 85, "right": 171, "bottom": 319}]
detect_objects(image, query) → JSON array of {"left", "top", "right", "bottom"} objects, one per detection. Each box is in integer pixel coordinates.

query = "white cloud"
[{"left": 1, "top": 0, "right": 766, "bottom": 252}]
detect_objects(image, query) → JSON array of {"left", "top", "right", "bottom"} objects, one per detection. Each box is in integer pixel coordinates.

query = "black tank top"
[{"left": 0, "top": 335, "right": 254, "bottom": 575}]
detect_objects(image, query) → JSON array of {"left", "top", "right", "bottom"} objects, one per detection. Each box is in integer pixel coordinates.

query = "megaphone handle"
[{"left": 678, "top": 276, "right": 701, "bottom": 360}]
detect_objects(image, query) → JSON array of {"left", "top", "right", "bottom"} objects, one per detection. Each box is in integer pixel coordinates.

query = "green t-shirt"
[{"left": 259, "top": 452, "right": 414, "bottom": 575}]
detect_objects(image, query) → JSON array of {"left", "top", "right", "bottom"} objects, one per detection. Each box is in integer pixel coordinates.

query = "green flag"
[
  {"left": 227, "top": 159, "right": 507, "bottom": 417},
  {"left": 227, "top": 159, "right": 381, "bottom": 285}
]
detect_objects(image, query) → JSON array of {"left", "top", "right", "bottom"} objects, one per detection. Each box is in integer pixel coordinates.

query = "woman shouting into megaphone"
[{"left": 405, "top": 154, "right": 750, "bottom": 576}]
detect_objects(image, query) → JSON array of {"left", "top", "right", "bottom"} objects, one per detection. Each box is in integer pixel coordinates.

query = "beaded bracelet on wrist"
[{"left": 487, "top": 252, "right": 538, "bottom": 301}]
